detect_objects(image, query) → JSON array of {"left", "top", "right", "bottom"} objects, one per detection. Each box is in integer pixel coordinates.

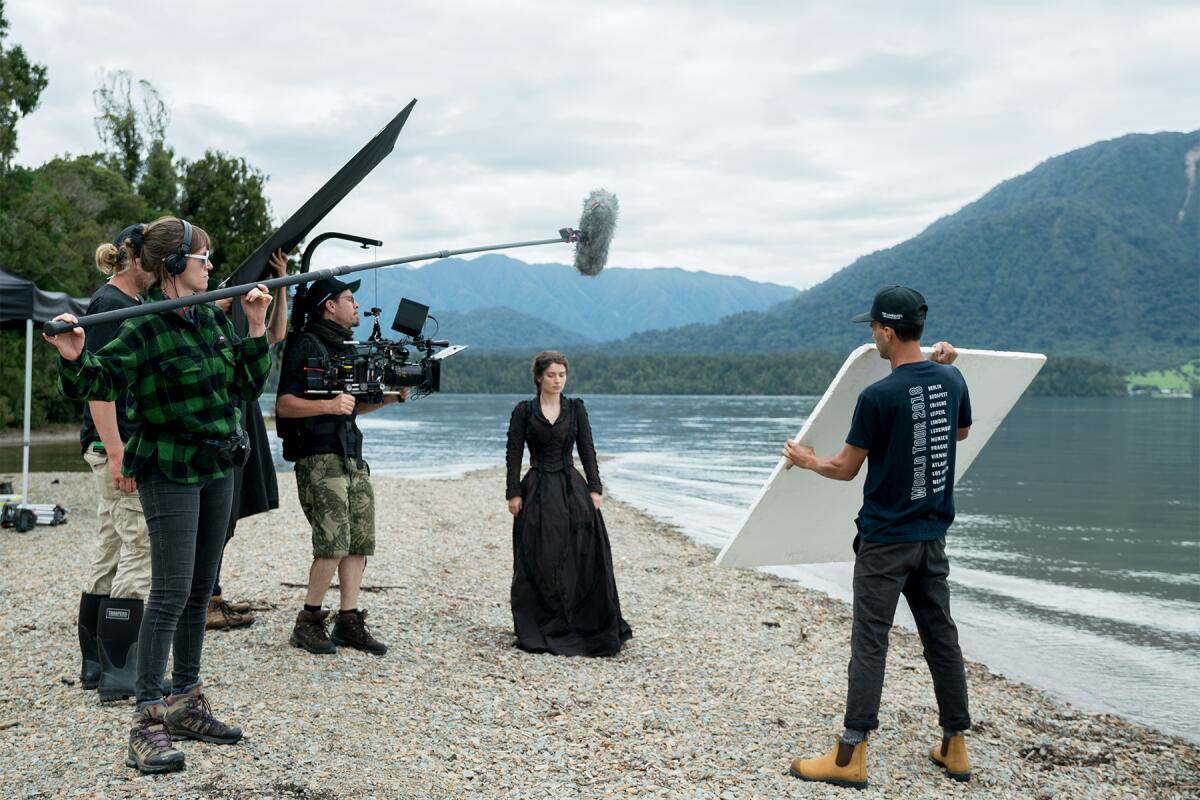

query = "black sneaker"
[
  {"left": 126, "top": 705, "right": 185, "bottom": 774},
  {"left": 164, "top": 687, "right": 243, "bottom": 744},
  {"left": 331, "top": 609, "right": 388, "bottom": 655}
]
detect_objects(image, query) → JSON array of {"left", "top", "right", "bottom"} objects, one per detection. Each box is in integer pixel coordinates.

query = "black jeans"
[
  {"left": 134, "top": 464, "right": 233, "bottom": 708},
  {"left": 844, "top": 537, "right": 971, "bottom": 732}
]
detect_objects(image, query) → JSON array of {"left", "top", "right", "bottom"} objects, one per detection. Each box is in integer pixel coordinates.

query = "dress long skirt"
[{"left": 511, "top": 466, "right": 632, "bottom": 656}]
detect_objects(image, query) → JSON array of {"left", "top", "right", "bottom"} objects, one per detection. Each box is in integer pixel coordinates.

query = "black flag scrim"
[{"left": 223, "top": 99, "right": 416, "bottom": 292}]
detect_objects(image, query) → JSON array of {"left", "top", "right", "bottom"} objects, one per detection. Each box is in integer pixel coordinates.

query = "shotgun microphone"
[{"left": 567, "top": 189, "right": 618, "bottom": 276}]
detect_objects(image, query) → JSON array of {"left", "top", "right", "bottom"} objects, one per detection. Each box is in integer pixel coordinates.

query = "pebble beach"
[{"left": 0, "top": 469, "right": 1196, "bottom": 799}]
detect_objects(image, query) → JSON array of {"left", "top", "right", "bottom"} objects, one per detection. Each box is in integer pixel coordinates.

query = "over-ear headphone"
[{"left": 163, "top": 219, "right": 193, "bottom": 276}]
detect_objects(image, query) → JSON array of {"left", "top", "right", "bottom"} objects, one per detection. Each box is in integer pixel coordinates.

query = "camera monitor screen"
[{"left": 392, "top": 298, "right": 429, "bottom": 337}]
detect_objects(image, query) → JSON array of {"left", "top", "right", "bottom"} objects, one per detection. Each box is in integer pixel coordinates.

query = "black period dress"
[{"left": 506, "top": 397, "right": 632, "bottom": 656}]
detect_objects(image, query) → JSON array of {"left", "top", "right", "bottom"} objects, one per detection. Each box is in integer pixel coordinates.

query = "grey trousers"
[
  {"left": 844, "top": 536, "right": 971, "bottom": 732},
  {"left": 134, "top": 465, "right": 233, "bottom": 707}
]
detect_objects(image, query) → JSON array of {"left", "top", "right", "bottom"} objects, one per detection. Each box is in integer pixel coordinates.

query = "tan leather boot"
[
  {"left": 930, "top": 734, "right": 971, "bottom": 781},
  {"left": 205, "top": 596, "right": 255, "bottom": 630},
  {"left": 789, "top": 738, "right": 868, "bottom": 790}
]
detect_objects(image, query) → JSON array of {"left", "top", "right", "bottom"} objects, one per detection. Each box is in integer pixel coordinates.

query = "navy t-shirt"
[
  {"left": 78, "top": 283, "right": 142, "bottom": 453},
  {"left": 846, "top": 360, "right": 972, "bottom": 542}
]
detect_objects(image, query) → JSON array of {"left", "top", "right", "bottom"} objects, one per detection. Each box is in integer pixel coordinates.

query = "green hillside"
[
  {"left": 361, "top": 254, "right": 798, "bottom": 342},
  {"left": 620, "top": 132, "right": 1200, "bottom": 370},
  {"left": 364, "top": 306, "right": 595, "bottom": 351}
]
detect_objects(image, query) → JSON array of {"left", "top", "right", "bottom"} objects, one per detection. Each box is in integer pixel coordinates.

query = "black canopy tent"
[{"left": 0, "top": 268, "right": 89, "bottom": 504}]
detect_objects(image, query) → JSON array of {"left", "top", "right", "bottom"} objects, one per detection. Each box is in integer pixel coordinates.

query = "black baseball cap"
[
  {"left": 851, "top": 285, "right": 927, "bottom": 325},
  {"left": 305, "top": 276, "right": 361, "bottom": 312},
  {"left": 113, "top": 223, "right": 145, "bottom": 255}
]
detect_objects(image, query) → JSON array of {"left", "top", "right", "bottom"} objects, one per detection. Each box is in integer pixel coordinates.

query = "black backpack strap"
[
  {"left": 279, "top": 332, "right": 351, "bottom": 462},
  {"left": 301, "top": 331, "right": 331, "bottom": 359}
]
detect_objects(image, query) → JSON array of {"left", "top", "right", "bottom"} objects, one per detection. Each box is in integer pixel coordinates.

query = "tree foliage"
[
  {"left": 91, "top": 70, "right": 179, "bottom": 215},
  {"left": 179, "top": 151, "right": 274, "bottom": 277},
  {"left": 0, "top": 12, "right": 278, "bottom": 429},
  {"left": 443, "top": 351, "right": 847, "bottom": 395},
  {"left": 0, "top": 0, "right": 47, "bottom": 175},
  {"left": 0, "top": 156, "right": 147, "bottom": 295},
  {"left": 621, "top": 132, "right": 1200, "bottom": 372},
  {"left": 92, "top": 70, "right": 170, "bottom": 187},
  {"left": 139, "top": 139, "right": 179, "bottom": 215},
  {"left": 438, "top": 351, "right": 1130, "bottom": 397},
  {"left": 1027, "top": 356, "right": 1127, "bottom": 397}
]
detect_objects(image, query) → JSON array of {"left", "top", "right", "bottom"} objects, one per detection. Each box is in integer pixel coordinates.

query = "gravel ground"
[{"left": 1, "top": 469, "right": 1196, "bottom": 799}]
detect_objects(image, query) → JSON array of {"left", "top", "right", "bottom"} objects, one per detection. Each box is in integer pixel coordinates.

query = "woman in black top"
[
  {"left": 207, "top": 249, "right": 290, "bottom": 630},
  {"left": 505, "top": 351, "right": 631, "bottom": 656}
]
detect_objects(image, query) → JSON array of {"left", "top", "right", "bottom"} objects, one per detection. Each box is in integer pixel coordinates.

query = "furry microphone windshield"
[{"left": 573, "top": 189, "right": 618, "bottom": 276}]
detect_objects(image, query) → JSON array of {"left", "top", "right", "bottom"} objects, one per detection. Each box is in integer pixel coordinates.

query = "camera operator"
[{"left": 276, "top": 277, "right": 401, "bottom": 656}]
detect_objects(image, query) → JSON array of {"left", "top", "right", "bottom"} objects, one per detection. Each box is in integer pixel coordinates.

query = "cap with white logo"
[{"left": 851, "top": 285, "right": 928, "bottom": 326}]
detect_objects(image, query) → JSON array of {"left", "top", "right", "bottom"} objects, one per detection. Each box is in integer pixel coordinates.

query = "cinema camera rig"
[{"left": 303, "top": 298, "right": 466, "bottom": 403}]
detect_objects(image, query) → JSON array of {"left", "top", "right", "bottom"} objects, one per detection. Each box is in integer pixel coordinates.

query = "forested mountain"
[
  {"left": 353, "top": 254, "right": 798, "bottom": 344},
  {"left": 361, "top": 307, "right": 595, "bottom": 351},
  {"left": 616, "top": 132, "right": 1200, "bottom": 370}
]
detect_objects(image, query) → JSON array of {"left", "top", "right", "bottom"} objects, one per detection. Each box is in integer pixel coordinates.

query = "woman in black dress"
[{"left": 505, "top": 351, "right": 632, "bottom": 656}]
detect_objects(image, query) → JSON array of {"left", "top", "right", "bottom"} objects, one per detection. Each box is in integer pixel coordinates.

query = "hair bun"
[{"left": 94, "top": 242, "right": 121, "bottom": 276}]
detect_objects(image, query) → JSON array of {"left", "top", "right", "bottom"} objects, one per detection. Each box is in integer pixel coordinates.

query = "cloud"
[{"left": 8, "top": 1, "right": 1199, "bottom": 289}]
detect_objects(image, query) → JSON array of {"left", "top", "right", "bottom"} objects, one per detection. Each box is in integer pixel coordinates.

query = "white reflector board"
[{"left": 715, "top": 345, "right": 1045, "bottom": 568}]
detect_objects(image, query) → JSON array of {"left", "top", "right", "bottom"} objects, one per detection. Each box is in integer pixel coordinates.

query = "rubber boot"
[
  {"left": 78, "top": 592, "right": 106, "bottom": 690},
  {"left": 97, "top": 597, "right": 143, "bottom": 702}
]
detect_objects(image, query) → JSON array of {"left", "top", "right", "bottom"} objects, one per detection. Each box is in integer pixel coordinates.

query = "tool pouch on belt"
[{"left": 191, "top": 428, "right": 251, "bottom": 472}]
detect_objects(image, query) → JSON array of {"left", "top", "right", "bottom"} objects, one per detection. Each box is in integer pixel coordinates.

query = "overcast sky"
[{"left": 8, "top": 1, "right": 1198, "bottom": 288}]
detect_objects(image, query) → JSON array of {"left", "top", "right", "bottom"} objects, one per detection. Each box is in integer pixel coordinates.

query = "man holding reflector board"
[{"left": 715, "top": 285, "right": 1044, "bottom": 790}]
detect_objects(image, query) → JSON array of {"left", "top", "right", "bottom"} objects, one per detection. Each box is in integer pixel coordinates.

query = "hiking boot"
[
  {"left": 206, "top": 596, "right": 255, "bottom": 630},
  {"left": 126, "top": 704, "right": 185, "bottom": 774},
  {"left": 930, "top": 734, "right": 971, "bottom": 782},
  {"left": 331, "top": 609, "right": 388, "bottom": 655},
  {"left": 164, "top": 686, "right": 243, "bottom": 744},
  {"left": 224, "top": 597, "right": 253, "bottom": 614},
  {"left": 78, "top": 591, "right": 105, "bottom": 690},
  {"left": 790, "top": 738, "right": 868, "bottom": 790},
  {"left": 290, "top": 608, "right": 337, "bottom": 654},
  {"left": 211, "top": 593, "right": 253, "bottom": 614}
]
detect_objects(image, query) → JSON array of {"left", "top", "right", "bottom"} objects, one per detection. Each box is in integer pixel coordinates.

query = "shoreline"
[
  {"left": 1, "top": 470, "right": 1196, "bottom": 798},
  {"left": 0, "top": 424, "right": 79, "bottom": 445}
]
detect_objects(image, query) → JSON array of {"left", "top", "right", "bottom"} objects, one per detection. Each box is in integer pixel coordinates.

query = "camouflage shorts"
[{"left": 295, "top": 454, "right": 375, "bottom": 558}]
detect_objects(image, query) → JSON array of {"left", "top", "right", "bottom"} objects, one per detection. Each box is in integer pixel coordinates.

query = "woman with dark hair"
[
  {"left": 44, "top": 216, "right": 273, "bottom": 774},
  {"left": 505, "top": 350, "right": 632, "bottom": 656}
]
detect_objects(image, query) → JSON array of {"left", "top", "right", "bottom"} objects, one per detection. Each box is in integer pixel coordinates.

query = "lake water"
[
  {"left": 314, "top": 394, "right": 1200, "bottom": 742},
  {"left": 6, "top": 394, "right": 1197, "bottom": 740}
]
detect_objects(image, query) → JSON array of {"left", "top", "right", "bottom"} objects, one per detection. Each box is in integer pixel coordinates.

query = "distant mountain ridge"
[
  {"left": 614, "top": 131, "right": 1200, "bottom": 369},
  {"left": 351, "top": 254, "right": 798, "bottom": 347},
  {"left": 424, "top": 307, "right": 595, "bottom": 351}
]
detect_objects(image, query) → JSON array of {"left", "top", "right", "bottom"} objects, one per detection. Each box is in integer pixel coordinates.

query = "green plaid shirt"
[{"left": 59, "top": 287, "right": 271, "bottom": 484}]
